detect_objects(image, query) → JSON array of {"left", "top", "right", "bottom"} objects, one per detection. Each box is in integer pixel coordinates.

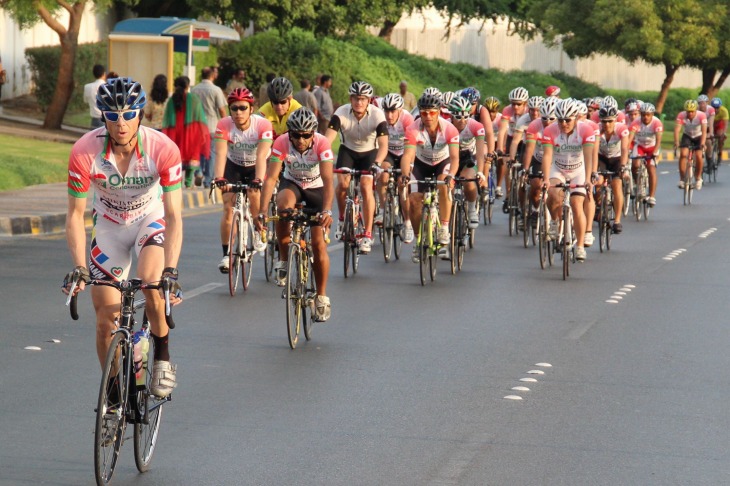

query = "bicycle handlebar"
[
  {"left": 333, "top": 168, "right": 372, "bottom": 176},
  {"left": 629, "top": 154, "right": 657, "bottom": 160},
  {"left": 208, "top": 180, "right": 261, "bottom": 199}
]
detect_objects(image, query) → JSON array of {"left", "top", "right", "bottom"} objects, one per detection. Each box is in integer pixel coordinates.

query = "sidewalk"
[{"left": 0, "top": 113, "right": 219, "bottom": 236}]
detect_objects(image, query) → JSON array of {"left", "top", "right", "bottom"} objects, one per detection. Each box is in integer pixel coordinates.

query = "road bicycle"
[
  {"left": 263, "top": 182, "right": 278, "bottom": 282},
  {"left": 413, "top": 178, "right": 448, "bottom": 285},
  {"left": 334, "top": 167, "right": 370, "bottom": 278},
  {"left": 704, "top": 135, "right": 722, "bottom": 183},
  {"left": 65, "top": 272, "right": 177, "bottom": 486},
  {"left": 552, "top": 181, "right": 578, "bottom": 280},
  {"left": 506, "top": 159, "right": 523, "bottom": 237},
  {"left": 378, "top": 167, "right": 406, "bottom": 262},
  {"left": 537, "top": 186, "right": 554, "bottom": 270},
  {"left": 630, "top": 154, "right": 653, "bottom": 221},
  {"left": 595, "top": 170, "right": 617, "bottom": 253},
  {"left": 273, "top": 204, "right": 322, "bottom": 349},
  {"left": 622, "top": 161, "right": 632, "bottom": 217},
  {"left": 521, "top": 173, "right": 541, "bottom": 248},
  {"left": 450, "top": 176, "right": 479, "bottom": 273},
  {"left": 211, "top": 181, "right": 260, "bottom": 295},
  {"left": 480, "top": 160, "right": 496, "bottom": 225},
  {"left": 677, "top": 144, "right": 698, "bottom": 206}
]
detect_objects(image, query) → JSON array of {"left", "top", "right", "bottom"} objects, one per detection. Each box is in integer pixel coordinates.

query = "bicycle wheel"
[
  {"left": 449, "top": 204, "right": 458, "bottom": 275},
  {"left": 508, "top": 187, "right": 517, "bottom": 237},
  {"left": 562, "top": 212, "right": 570, "bottom": 280},
  {"left": 538, "top": 202, "right": 548, "bottom": 269},
  {"left": 457, "top": 205, "right": 467, "bottom": 269},
  {"left": 228, "top": 213, "right": 242, "bottom": 296},
  {"left": 393, "top": 199, "right": 404, "bottom": 260},
  {"left": 419, "top": 208, "right": 429, "bottom": 286},
  {"left": 634, "top": 171, "right": 643, "bottom": 221},
  {"left": 352, "top": 206, "right": 362, "bottom": 275},
  {"left": 382, "top": 200, "right": 393, "bottom": 263},
  {"left": 242, "top": 218, "right": 254, "bottom": 291},
  {"left": 598, "top": 193, "right": 607, "bottom": 253},
  {"left": 95, "top": 332, "right": 128, "bottom": 486},
  {"left": 683, "top": 158, "right": 693, "bottom": 206},
  {"left": 622, "top": 173, "right": 631, "bottom": 216},
  {"left": 264, "top": 201, "right": 277, "bottom": 282},
  {"left": 522, "top": 197, "right": 530, "bottom": 248},
  {"left": 643, "top": 179, "right": 651, "bottom": 220},
  {"left": 343, "top": 203, "right": 353, "bottom": 278},
  {"left": 302, "top": 252, "right": 315, "bottom": 341},
  {"left": 606, "top": 204, "right": 613, "bottom": 251},
  {"left": 134, "top": 334, "right": 163, "bottom": 473},
  {"left": 285, "top": 246, "right": 302, "bottom": 349}
]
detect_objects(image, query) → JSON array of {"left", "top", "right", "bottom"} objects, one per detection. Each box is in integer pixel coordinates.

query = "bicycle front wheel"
[
  {"left": 286, "top": 246, "right": 302, "bottom": 349},
  {"left": 242, "top": 218, "right": 254, "bottom": 291},
  {"left": 228, "top": 212, "right": 242, "bottom": 296},
  {"left": 393, "top": 199, "right": 404, "bottom": 260},
  {"left": 562, "top": 213, "right": 570, "bottom": 280},
  {"left": 449, "top": 204, "right": 458, "bottom": 275},
  {"left": 134, "top": 336, "right": 163, "bottom": 473},
  {"left": 264, "top": 218, "right": 277, "bottom": 282},
  {"left": 343, "top": 203, "right": 353, "bottom": 278},
  {"left": 382, "top": 201, "right": 393, "bottom": 262},
  {"left": 419, "top": 207, "right": 429, "bottom": 286},
  {"left": 303, "top": 252, "right": 315, "bottom": 341},
  {"left": 95, "top": 332, "right": 128, "bottom": 486},
  {"left": 598, "top": 195, "right": 607, "bottom": 253}
]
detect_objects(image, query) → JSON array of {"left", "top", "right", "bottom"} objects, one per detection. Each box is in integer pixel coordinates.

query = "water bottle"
[{"left": 133, "top": 328, "right": 150, "bottom": 386}]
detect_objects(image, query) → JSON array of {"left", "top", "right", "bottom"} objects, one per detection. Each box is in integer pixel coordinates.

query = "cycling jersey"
[
  {"left": 404, "top": 118, "right": 460, "bottom": 165},
  {"left": 500, "top": 105, "right": 527, "bottom": 137},
  {"left": 676, "top": 111, "right": 707, "bottom": 138},
  {"left": 457, "top": 118, "right": 486, "bottom": 155},
  {"left": 513, "top": 113, "right": 533, "bottom": 134},
  {"left": 68, "top": 126, "right": 182, "bottom": 226},
  {"left": 269, "top": 132, "right": 334, "bottom": 189},
  {"left": 525, "top": 118, "right": 549, "bottom": 163},
  {"left": 386, "top": 110, "right": 415, "bottom": 157},
  {"left": 599, "top": 122, "right": 629, "bottom": 158},
  {"left": 629, "top": 117, "right": 663, "bottom": 148},
  {"left": 214, "top": 115, "right": 274, "bottom": 167},
  {"left": 542, "top": 122, "right": 596, "bottom": 172},
  {"left": 715, "top": 106, "right": 729, "bottom": 122},
  {"left": 328, "top": 104, "right": 388, "bottom": 152},
  {"left": 703, "top": 106, "right": 716, "bottom": 119},
  {"left": 259, "top": 98, "right": 303, "bottom": 138},
  {"left": 490, "top": 112, "right": 502, "bottom": 135}
]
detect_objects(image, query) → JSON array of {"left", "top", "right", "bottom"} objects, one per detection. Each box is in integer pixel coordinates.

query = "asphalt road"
[{"left": 2, "top": 167, "right": 730, "bottom": 485}]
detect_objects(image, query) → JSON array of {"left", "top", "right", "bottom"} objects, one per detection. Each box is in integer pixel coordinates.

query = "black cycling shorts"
[
  {"left": 598, "top": 154, "right": 622, "bottom": 173},
  {"left": 680, "top": 134, "right": 702, "bottom": 151},
  {"left": 278, "top": 179, "right": 324, "bottom": 226},
  {"left": 224, "top": 160, "right": 256, "bottom": 184},
  {"left": 411, "top": 158, "right": 450, "bottom": 193},
  {"left": 336, "top": 145, "right": 377, "bottom": 172},
  {"left": 457, "top": 150, "right": 477, "bottom": 176}
]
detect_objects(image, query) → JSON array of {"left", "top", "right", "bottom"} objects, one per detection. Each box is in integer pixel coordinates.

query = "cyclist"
[
  {"left": 510, "top": 95, "right": 543, "bottom": 227},
  {"left": 461, "top": 87, "right": 495, "bottom": 155},
  {"left": 541, "top": 98, "right": 595, "bottom": 262},
  {"left": 399, "top": 92, "right": 460, "bottom": 263},
  {"left": 591, "top": 96, "right": 626, "bottom": 124},
  {"left": 497, "top": 87, "right": 529, "bottom": 202},
  {"left": 624, "top": 101, "right": 641, "bottom": 125},
  {"left": 674, "top": 99, "right": 707, "bottom": 190},
  {"left": 260, "top": 108, "right": 334, "bottom": 322},
  {"left": 711, "top": 97, "right": 728, "bottom": 160},
  {"left": 258, "top": 77, "right": 302, "bottom": 139},
  {"left": 448, "top": 96, "right": 487, "bottom": 230},
  {"left": 698, "top": 94, "right": 716, "bottom": 155},
  {"left": 484, "top": 96, "right": 502, "bottom": 135},
  {"left": 627, "top": 102, "right": 663, "bottom": 206},
  {"left": 597, "top": 105, "right": 629, "bottom": 234},
  {"left": 326, "top": 81, "right": 389, "bottom": 254},
  {"left": 440, "top": 91, "right": 457, "bottom": 121},
  {"left": 545, "top": 85, "right": 561, "bottom": 98},
  {"left": 63, "top": 77, "right": 182, "bottom": 398},
  {"left": 522, "top": 96, "right": 558, "bottom": 226},
  {"left": 411, "top": 86, "right": 442, "bottom": 118},
  {"left": 380, "top": 92, "right": 415, "bottom": 242},
  {"left": 577, "top": 101, "right": 599, "bottom": 247},
  {"left": 213, "top": 88, "right": 273, "bottom": 273}
]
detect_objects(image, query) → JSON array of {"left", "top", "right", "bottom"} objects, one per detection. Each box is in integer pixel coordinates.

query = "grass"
[{"left": 0, "top": 133, "right": 71, "bottom": 191}]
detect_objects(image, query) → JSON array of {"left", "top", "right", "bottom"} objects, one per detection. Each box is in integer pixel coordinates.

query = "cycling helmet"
[
  {"left": 484, "top": 96, "right": 501, "bottom": 112},
  {"left": 711, "top": 97, "right": 723, "bottom": 109},
  {"left": 96, "top": 77, "right": 146, "bottom": 112},
  {"left": 625, "top": 102, "right": 640, "bottom": 113},
  {"left": 555, "top": 98, "right": 580, "bottom": 119},
  {"left": 441, "top": 91, "right": 457, "bottom": 107},
  {"left": 349, "top": 81, "right": 374, "bottom": 97},
  {"left": 545, "top": 85, "right": 561, "bottom": 97},
  {"left": 461, "top": 87, "right": 481, "bottom": 105},
  {"left": 576, "top": 100, "right": 588, "bottom": 116},
  {"left": 623, "top": 97, "right": 637, "bottom": 108},
  {"left": 540, "top": 97, "right": 559, "bottom": 118},
  {"left": 599, "top": 105, "right": 618, "bottom": 118},
  {"left": 508, "top": 87, "right": 529, "bottom": 102},
  {"left": 528, "top": 96, "right": 544, "bottom": 109},
  {"left": 423, "top": 86, "right": 442, "bottom": 99},
  {"left": 381, "top": 93, "right": 404, "bottom": 111},
  {"left": 227, "top": 87, "right": 255, "bottom": 105},
  {"left": 697, "top": 94, "right": 710, "bottom": 103},
  {"left": 448, "top": 96, "right": 472, "bottom": 116},
  {"left": 267, "top": 77, "right": 293, "bottom": 102},
  {"left": 640, "top": 102, "right": 656, "bottom": 114},
  {"left": 418, "top": 92, "right": 443, "bottom": 110},
  {"left": 601, "top": 96, "right": 618, "bottom": 111},
  {"left": 286, "top": 107, "right": 318, "bottom": 133},
  {"left": 684, "top": 99, "right": 698, "bottom": 112}
]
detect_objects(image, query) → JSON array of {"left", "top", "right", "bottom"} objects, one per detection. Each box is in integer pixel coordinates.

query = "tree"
[
  {"left": 516, "top": 0, "right": 726, "bottom": 113},
  {"left": 699, "top": 8, "right": 730, "bottom": 97}
]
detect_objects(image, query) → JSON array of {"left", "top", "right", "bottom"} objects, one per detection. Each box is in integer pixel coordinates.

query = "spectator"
[
  {"left": 259, "top": 73, "right": 275, "bottom": 106},
  {"left": 225, "top": 68, "right": 247, "bottom": 95},
  {"left": 293, "top": 79, "right": 318, "bottom": 115},
  {"left": 210, "top": 65, "right": 220, "bottom": 83},
  {"left": 83, "top": 64, "right": 106, "bottom": 129},
  {"left": 191, "top": 67, "right": 227, "bottom": 187},
  {"left": 143, "top": 74, "right": 169, "bottom": 130},
  {"left": 163, "top": 76, "right": 210, "bottom": 188},
  {"left": 313, "top": 74, "right": 334, "bottom": 134},
  {"left": 399, "top": 80, "right": 417, "bottom": 111}
]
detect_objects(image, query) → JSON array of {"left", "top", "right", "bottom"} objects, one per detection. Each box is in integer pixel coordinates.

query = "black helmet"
[
  {"left": 267, "top": 77, "right": 293, "bottom": 102},
  {"left": 96, "top": 77, "right": 146, "bottom": 112}
]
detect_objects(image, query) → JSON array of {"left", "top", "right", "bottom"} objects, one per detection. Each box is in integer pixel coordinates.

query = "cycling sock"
[
  {"left": 152, "top": 333, "right": 170, "bottom": 361},
  {"left": 222, "top": 244, "right": 229, "bottom": 256},
  {"left": 364, "top": 231, "right": 372, "bottom": 239}
]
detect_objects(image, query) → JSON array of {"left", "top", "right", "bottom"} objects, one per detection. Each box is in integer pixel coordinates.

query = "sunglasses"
[
  {"left": 104, "top": 110, "right": 139, "bottom": 122},
  {"left": 230, "top": 105, "right": 249, "bottom": 112},
  {"left": 420, "top": 109, "right": 439, "bottom": 116},
  {"left": 451, "top": 114, "right": 469, "bottom": 120},
  {"left": 290, "top": 132, "right": 314, "bottom": 140},
  {"left": 601, "top": 118, "right": 616, "bottom": 123},
  {"left": 557, "top": 118, "right": 574, "bottom": 123},
  {"left": 511, "top": 102, "right": 526, "bottom": 107},
  {"left": 272, "top": 99, "right": 289, "bottom": 105},
  {"left": 541, "top": 116, "right": 556, "bottom": 122}
]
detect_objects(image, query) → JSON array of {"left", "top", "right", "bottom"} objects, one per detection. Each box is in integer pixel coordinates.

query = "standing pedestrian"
[
  {"left": 399, "top": 80, "right": 417, "bottom": 112},
  {"left": 191, "top": 67, "right": 227, "bottom": 187},
  {"left": 143, "top": 74, "right": 169, "bottom": 130},
  {"left": 225, "top": 68, "right": 247, "bottom": 95},
  {"left": 0, "top": 52, "right": 6, "bottom": 105},
  {"left": 163, "top": 76, "right": 210, "bottom": 188},
  {"left": 313, "top": 74, "right": 334, "bottom": 134},
  {"left": 293, "top": 79, "right": 318, "bottom": 115},
  {"left": 83, "top": 64, "right": 106, "bottom": 129}
]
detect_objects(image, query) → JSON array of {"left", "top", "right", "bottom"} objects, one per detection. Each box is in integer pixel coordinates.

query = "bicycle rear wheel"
[
  {"left": 264, "top": 201, "right": 277, "bottom": 282},
  {"left": 228, "top": 213, "right": 242, "bottom": 296},
  {"left": 457, "top": 205, "right": 467, "bottom": 270},
  {"left": 419, "top": 208, "right": 429, "bottom": 286},
  {"left": 522, "top": 197, "right": 530, "bottom": 248},
  {"left": 562, "top": 213, "right": 570, "bottom": 280},
  {"left": 343, "top": 203, "right": 353, "bottom": 278},
  {"left": 393, "top": 200, "right": 404, "bottom": 260},
  {"left": 303, "top": 253, "right": 315, "bottom": 341},
  {"left": 285, "top": 246, "right": 302, "bottom": 349},
  {"left": 95, "top": 332, "right": 128, "bottom": 486},
  {"left": 134, "top": 335, "right": 163, "bottom": 473},
  {"left": 449, "top": 204, "right": 458, "bottom": 275},
  {"left": 382, "top": 200, "right": 393, "bottom": 262},
  {"left": 598, "top": 194, "right": 607, "bottom": 253},
  {"left": 622, "top": 173, "right": 631, "bottom": 216},
  {"left": 242, "top": 218, "right": 254, "bottom": 291}
]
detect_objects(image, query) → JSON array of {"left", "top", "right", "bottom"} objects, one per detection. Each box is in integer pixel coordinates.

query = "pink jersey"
[
  {"left": 68, "top": 126, "right": 182, "bottom": 225},
  {"left": 582, "top": 119, "right": 600, "bottom": 138},
  {"left": 676, "top": 111, "right": 707, "bottom": 138},
  {"left": 404, "top": 118, "right": 460, "bottom": 165},
  {"left": 500, "top": 105, "right": 527, "bottom": 137},
  {"left": 387, "top": 110, "right": 415, "bottom": 157},
  {"left": 599, "top": 122, "right": 629, "bottom": 158},
  {"left": 513, "top": 113, "right": 533, "bottom": 134},
  {"left": 703, "top": 106, "right": 716, "bottom": 118},
  {"left": 269, "top": 133, "right": 333, "bottom": 189},
  {"left": 458, "top": 118, "right": 486, "bottom": 154},
  {"left": 542, "top": 122, "right": 596, "bottom": 171},
  {"left": 630, "top": 117, "right": 663, "bottom": 148},
  {"left": 525, "top": 118, "right": 549, "bottom": 162},
  {"left": 215, "top": 115, "right": 273, "bottom": 167},
  {"left": 491, "top": 112, "right": 502, "bottom": 134}
]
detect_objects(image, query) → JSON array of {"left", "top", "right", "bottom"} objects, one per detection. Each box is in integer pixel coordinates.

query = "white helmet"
[
  {"left": 576, "top": 101, "right": 588, "bottom": 116},
  {"left": 441, "top": 91, "right": 456, "bottom": 107},
  {"left": 601, "top": 96, "right": 618, "bottom": 111},
  {"left": 555, "top": 98, "right": 580, "bottom": 119},
  {"left": 540, "top": 97, "right": 559, "bottom": 118},
  {"left": 508, "top": 87, "right": 529, "bottom": 102},
  {"left": 381, "top": 93, "right": 404, "bottom": 111},
  {"left": 527, "top": 96, "right": 544, "bottom": 109},
  {"left": 640, "top": 102, "right": 656, "bottom": 114}
]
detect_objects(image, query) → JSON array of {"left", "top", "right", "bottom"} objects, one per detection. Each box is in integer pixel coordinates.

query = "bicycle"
[
  {"left": 450, "top": 177, "right": 479, "bottom": 273},
  {"left": 630, "top": 154, "right": 653, "bottom": 221},
  {"left": 65, "top": 272, "right": 177, "bottom": 486},
  {"left": 552, "top": 181, "right": 578, "bottom": 280},
  {"left": 622, "top": 161, "right": 632, "bottom": 217},
  {"left": 273, "top": 204, "right": 323, "bottom": 349},
  {"left": 677, "top": 145, "right": 697, "bottom": 206},
  {"left": 704, "top": 135, "right": 720, "bottom": 183},
  {"left": 537, "top": 185, "right": 554, "bottom": 270},
  {"left": 521, "top": 172, "right": 539, "bottom": 248},
  {"left": 595, "top": 170, "right": 617, "bottom": 253},
  {"left": 263, "top": 182, "right": 279, "bottom": 283},
  {"left": 378, "top": 167, "right": 406, "bottom": 262},
  {"left": 211, "top": 181, "right": 260, "bottom": 296},
  {"left": 480, "top": 159, "right": 496, "bottom": 225},
  {"left": 413, "top": 178, "right": 448, "bottom": 285},
  {"left": 506, "top": 159, "right": 523, "bottom": 237},
  {"left": 333, "top": 167, "right": 370, "bottom": 278}
]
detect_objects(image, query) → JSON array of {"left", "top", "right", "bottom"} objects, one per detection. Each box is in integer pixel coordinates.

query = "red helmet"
[
  {"left": 227, "top": 88, "right": 254, "bottom": 105},
  {"left": 545, "top": 85, "right": 561, "bottom": 97}
]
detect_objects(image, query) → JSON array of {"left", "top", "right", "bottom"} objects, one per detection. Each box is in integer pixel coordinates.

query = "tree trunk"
[
  {"left": 701, "top": 68, "right": 716, "bottom": 96},
  {"left": 708, "top": 68, "right": 730, "bottom": 98},
  {"left": 655, "top": 63, "right": 678, "bottom": 115},
  {"left": 378, "top": 20, "right": 396, "bottom": 42}
]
